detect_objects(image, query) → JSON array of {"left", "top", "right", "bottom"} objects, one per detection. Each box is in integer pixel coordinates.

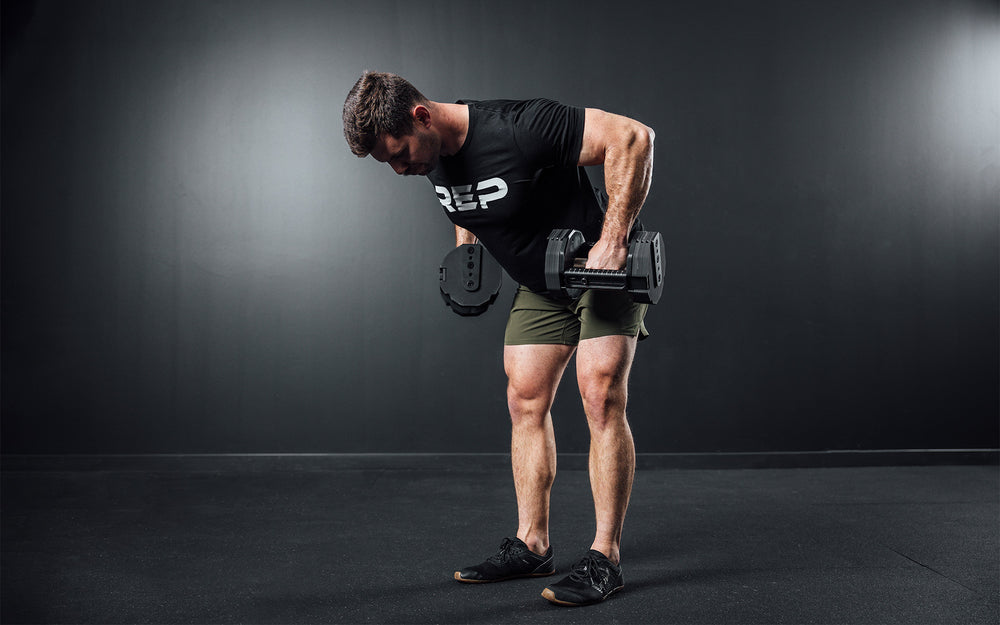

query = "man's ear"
[{"left": 412, "top": 104, "right": 432, "bottom": 128}]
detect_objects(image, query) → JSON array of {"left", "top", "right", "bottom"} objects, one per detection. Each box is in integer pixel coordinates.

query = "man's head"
[{"left": 343, "top": 71, "right": 441, "bottom": 176}]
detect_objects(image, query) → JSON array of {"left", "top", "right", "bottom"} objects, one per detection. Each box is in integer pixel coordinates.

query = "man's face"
[{"left": 370, "top": 124, "right": 441, "bottom": 177}]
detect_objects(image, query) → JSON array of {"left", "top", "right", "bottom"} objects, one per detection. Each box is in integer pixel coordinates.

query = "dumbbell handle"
[{"left": 563, "top": 268, "right": 628, "bottom": 290}]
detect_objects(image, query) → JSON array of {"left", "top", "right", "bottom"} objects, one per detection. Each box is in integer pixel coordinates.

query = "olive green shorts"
[{"left": 504, "top": 286, "right": 650, "bottom": 346}]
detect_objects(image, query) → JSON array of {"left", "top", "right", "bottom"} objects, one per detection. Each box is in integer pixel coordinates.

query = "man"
[{"left": 342, "top": 71, "right": 654, "bottom": 607}]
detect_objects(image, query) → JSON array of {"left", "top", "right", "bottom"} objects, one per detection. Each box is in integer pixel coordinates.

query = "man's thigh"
[
  {"left": 576, "top": 334, "right": 638, "bottom": 384},
  {"left": 503, "top": 343, "right": 576, "bottom": 399}
]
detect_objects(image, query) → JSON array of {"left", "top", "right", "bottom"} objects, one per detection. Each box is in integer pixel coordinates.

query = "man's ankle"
[
  {"left": 518, "top": 534, "right": 550, "bottom": 556},
  {"left": 589, "top": 544, "right": 620, "bottom": 565}
]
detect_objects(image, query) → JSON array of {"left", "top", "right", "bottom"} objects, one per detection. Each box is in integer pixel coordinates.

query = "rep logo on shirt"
[{"left": 435, "top": 177, "right": 508, "bottom": 212}]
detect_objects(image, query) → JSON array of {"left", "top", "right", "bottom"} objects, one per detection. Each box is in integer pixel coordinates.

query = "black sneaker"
[
  {"left": 541, "top": 550, "right": 624, "bottom": 606},
  {"left": 454, "top": 537, "right": 555, "bottom": 583}
]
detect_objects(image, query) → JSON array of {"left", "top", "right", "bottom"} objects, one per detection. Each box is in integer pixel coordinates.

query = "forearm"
[
  {"left": 600, "top": 122, "right": 654, "bottom": 245},
  {"left": 577, "top": 110, "right": 654, "bottom": 270}
]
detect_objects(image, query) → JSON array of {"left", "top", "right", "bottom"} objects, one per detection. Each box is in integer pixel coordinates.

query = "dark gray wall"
[{"left": 3, "top": 0, "right": 997, "bottom": 454}]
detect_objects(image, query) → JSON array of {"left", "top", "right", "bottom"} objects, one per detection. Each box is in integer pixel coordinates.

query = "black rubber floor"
[{"left": 2, "top": 459, "right": 997, "bottom": 624}]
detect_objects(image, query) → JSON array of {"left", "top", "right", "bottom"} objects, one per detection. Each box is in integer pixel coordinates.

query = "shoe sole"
[
  {"left": 541, "top": 584, "right": 624, "bottom": 606},
  {"left": 454, "top": 569, "right": 556, "bottom": 583}
]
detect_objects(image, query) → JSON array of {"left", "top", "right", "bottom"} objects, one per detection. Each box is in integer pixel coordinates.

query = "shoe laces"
[
  {"left": 567, "top": 551, "right": 607, "bottom": 585},
  {"left": 487, "top": 538, "right": 520, "bottom": 565}
]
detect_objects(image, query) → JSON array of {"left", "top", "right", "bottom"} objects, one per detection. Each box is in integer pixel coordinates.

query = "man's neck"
[{"left": 430, "top": 101, "right": 469, "bottom": 156}]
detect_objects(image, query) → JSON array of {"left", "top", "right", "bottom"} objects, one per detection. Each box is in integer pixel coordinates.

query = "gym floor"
[{"left": 2, "top": 455, "right": 997, "bottom": 625}]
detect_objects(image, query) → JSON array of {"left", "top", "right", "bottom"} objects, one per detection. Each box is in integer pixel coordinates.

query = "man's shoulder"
[
  {"left": 463, "top": 99, "right": 583, "bottom": 145},
  {"left": 461, "top": 98, "right": 567, "bottom": 117}
]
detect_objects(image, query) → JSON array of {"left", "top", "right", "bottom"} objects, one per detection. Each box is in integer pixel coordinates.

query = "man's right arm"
[{"left": 455, "top": 225, "right": 478, "bottom": 246}]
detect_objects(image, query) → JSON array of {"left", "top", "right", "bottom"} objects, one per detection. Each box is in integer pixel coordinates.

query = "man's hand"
[{"left": 585, "top": 237, "right": 628, "bottom": 271}]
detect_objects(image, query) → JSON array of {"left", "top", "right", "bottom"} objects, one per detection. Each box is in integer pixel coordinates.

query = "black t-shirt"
[{"left": 426, "top": 99, "right": 605, "bottom": 293}]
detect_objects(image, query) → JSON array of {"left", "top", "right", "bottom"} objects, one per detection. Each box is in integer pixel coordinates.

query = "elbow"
[
  {"left": 639, "top": 123, "right": 655, "bottom": 155},
  {"left": 627, "top": 120, "right": 655, "bottom": 159}
]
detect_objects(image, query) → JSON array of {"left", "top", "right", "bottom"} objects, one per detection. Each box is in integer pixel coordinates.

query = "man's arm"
[
  {"left": 455, "top": 225, "right": 478, "bottom": 246},
  {"left": 577, "top": 108, "right": 655, "bottom": 270}
]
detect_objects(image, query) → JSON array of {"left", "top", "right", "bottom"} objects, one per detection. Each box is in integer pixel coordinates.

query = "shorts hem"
[{"left": 503, "top": 338, "right": 579, "bottom": 347}]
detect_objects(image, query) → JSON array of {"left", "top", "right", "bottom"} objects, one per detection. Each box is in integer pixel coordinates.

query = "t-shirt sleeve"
[{"left": 512, "top": 99, "right": 585, "bottom": 169}]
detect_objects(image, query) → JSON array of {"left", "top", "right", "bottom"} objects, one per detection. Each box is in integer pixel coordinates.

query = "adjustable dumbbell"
[
  {"left": 439, "top": 243, "right": 503, "bottom": 316},
  {"left": 544, "top": 229, "right": 665, "bottom": 304}
]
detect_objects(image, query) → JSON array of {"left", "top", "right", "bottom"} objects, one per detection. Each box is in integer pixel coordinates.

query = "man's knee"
[
  {"left": 578, "top": 372, "right": 628, "bottom": 429},
  {"left": 507, "top": 377, "right": 555, "bottom": 427},
  {"left": 504, "top": 344, "right": 574, "bottom": 427},
  {"left": 576, "top": 335, "right": 636, "bottom": 428}
]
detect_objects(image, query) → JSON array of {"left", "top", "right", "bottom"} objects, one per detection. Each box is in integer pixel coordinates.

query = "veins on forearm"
[{"left": 602, "top": 127, "right": 653, "bottom": 244}]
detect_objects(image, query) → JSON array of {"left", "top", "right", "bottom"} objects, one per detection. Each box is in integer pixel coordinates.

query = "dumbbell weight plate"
[
  {"left": 439, "top": 244, "right": 503, "bottom": 316},
  {"left": 625, "top": 231, "right": 664, "bottom": 305},
  {"left": 544, "top": 229, "right": 587, "bottom": 300}
]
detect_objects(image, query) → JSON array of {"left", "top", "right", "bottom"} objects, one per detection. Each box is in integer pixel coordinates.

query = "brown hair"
[{"left": 342, "top": 71, "right": 429, "bottom": 157}]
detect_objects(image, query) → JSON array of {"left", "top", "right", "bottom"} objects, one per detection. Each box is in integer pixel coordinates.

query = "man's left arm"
[{"left": 577, "top": 108, "right": 655, "bottom": 270}]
